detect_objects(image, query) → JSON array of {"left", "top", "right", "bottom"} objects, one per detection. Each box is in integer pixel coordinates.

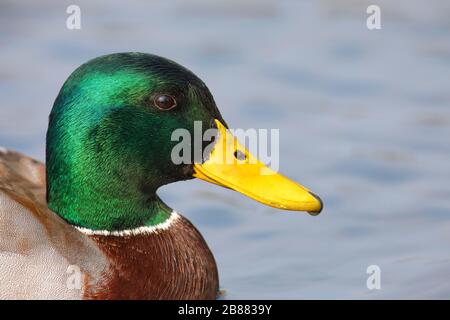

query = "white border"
[{"left": 75, "top": 211, "right": 180, "bottom": 236}]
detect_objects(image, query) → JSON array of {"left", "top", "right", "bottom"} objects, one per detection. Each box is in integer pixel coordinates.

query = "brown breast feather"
[
  {"left": 0, "top": 148, "right": 218, "bottom": 299},
  {"left": 84, "top": 215, "right": 219, "bottom": 300}
]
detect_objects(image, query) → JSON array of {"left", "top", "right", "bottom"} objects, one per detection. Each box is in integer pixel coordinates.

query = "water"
[{"left": 1, "top": 0, "right": 450, "bottom": 299}]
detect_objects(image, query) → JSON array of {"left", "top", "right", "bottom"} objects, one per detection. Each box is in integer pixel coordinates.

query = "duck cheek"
[{"left": 180, "top": 164, "right": 195, "bottom": 178}]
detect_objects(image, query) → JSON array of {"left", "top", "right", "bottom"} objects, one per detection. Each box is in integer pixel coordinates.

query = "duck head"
[{"left": 47, "top": 53, "right": 322, "bottom": 231}]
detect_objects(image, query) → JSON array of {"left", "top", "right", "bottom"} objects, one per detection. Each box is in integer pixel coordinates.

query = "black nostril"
[
  {"left": 234, "top": 150, "right": 246, "bottom": 161},
  {"left": 307, "top": 191, "right": 323, "bottom": 216}
]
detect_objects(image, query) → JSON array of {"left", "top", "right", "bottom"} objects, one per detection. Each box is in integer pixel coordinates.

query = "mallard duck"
[{"left": 0, "top": 53, "right": 322, "bottom": 299}]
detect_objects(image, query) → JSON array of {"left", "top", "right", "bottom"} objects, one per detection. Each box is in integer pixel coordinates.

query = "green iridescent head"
[
  {"left": 46, "top": 52, "right": 225, "bottom": 230},
  {"left": 47, "top": 52, "right": 323, "bottom": 232}
]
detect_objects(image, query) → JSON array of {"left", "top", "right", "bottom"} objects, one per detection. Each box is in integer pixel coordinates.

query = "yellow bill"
[{"left": 193, "top": 120, "right": 323, "bottom": 215}]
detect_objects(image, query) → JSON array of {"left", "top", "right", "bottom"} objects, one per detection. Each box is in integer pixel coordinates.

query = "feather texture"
[{"left": 0, "top": 148, "right": 218, "bottom": 299}]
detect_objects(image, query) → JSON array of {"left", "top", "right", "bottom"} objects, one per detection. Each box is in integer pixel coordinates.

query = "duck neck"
[{"left": 46, "top": 166, "right": 172, "bottom": 231}]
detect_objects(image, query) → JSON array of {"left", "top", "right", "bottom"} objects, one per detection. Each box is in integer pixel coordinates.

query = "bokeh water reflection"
[{"left": 1, "top": 0, "right": 450, "bottom": 298}]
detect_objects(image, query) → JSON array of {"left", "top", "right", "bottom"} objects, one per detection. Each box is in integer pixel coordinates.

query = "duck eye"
[{"left": 154, "top": 94, "right": 177, "bottom": 110}]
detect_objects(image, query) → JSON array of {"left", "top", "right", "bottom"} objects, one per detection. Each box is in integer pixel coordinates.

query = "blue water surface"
[{"left": 1, "top": 0, "right": 450, "bottom": 299}]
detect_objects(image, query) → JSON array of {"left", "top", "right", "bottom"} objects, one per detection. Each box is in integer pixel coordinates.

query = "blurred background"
[{"left": 1, "top": 0, "right": 450, "bottom": 299}]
